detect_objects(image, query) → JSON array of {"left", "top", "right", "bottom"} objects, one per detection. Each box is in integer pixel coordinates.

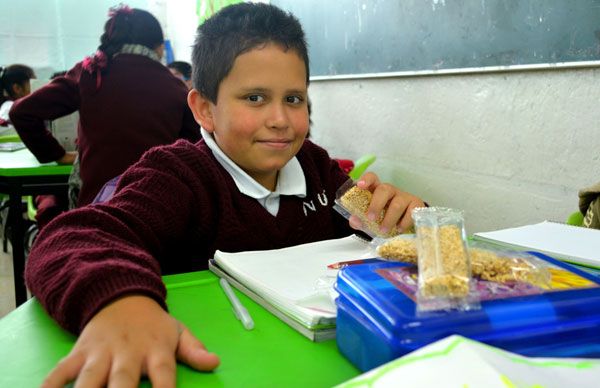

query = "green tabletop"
[
  {"left": 0, "top": 148, "right": 72, "bottom": 176},
  {"left": 0, "top": 271, "right": 359, "bottom": 387}
]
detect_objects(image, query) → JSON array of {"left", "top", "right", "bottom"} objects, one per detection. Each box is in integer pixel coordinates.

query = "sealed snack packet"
[
  {"left": 375, "top": 236, "right": 552, "bottom": 289},
  {"left": 412, "top": 207, "right": 479, "bottom": 313},
  {"left": 374, "top": 234, "right": 418, "bottom": 264},
  {"left": 334, "top": 179, "right": 400, "bottom": 238},
  {"left": 468, "top": 245, "right": 552, "bottom": 288}
]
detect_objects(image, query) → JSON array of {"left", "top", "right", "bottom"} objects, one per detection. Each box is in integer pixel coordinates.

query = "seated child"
[
  {"left": 0, "top": 64, "right": 35, "bottom": 134},
  {"left": 27, "top": 3, "right": 426, "bottom": 387},
  {"left": 167, "top": 60, "right": 193, "bottom": 90}
]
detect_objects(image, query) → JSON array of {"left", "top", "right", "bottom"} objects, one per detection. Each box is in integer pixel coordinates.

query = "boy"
[{"left": 31, "top": 3, "right": 425, "bottom": 387}]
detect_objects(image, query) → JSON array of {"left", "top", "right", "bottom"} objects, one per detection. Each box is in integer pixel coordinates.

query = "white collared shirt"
[
  {"left": 201, "top": 128, "right": 306, "bottom": 216},
  {"left": 0, "top": 100, "right": 13, "bottom": 122}
]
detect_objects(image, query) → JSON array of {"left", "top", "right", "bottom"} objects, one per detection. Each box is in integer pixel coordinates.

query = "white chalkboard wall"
[{"left": 272, "top": 0, "right": 600, "bottom": 77}]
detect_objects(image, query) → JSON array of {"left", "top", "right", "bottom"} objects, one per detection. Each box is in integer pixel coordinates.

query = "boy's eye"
[
  {"left": 286, "top": 95, "right": 304, "bottom": 104},
  {"left": 246, "top": 95, "right": 264, "bottom": 103}
]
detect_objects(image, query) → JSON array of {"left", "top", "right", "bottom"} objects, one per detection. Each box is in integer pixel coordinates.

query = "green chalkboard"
[{"left": 272, "top": 0, "right": 600, "bottom": 77}]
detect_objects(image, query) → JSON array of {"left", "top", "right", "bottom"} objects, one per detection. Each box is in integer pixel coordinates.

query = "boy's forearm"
[
  {"left": 26, "top": 145, "right": 198, "bottom": 333},
  {"left": 25, "top": 206, "right": 168, "bottom": 334}
]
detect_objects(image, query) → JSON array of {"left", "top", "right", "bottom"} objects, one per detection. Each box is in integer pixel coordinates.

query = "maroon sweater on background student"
[
  {"left": 10, "top": 54, "right": 200, "bottom": 206},
  {"left": 25, "top": 139, "right": 354, "bottom": 334}
]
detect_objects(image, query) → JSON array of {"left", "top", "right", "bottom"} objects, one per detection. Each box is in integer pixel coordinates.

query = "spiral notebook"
[
  {"left": 209, "top": 235, "right": 373, "bottom": 341},
  {"left": 473, "top": 221, "right": 600, "bottom": 269}
]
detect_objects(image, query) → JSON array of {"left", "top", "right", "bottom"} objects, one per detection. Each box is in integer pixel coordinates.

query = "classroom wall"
[
  {"left": 0, "top": 0, "right": 145, "bottom": 78},
  {"left": 164, "top": 0, "right": 197, "bottom": 63},
  {"left": 0, "top": 0, "right": 197, "bottom": 79},
  {"left": 308, "top": 67, "right": 600, "bottom": 233}
]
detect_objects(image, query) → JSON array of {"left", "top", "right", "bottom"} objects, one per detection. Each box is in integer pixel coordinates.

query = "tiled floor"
[{"left": 0, "top": 242, "right": 16, "bottom": 318}]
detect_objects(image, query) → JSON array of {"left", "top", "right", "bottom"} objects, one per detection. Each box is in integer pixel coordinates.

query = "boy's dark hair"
[
  {"left": 167, "top": 61, "right": 192, "bottom": 80},
  {"left": 99, "top": 6, "right": 164, "bottom": 61},
  {"left": 0, "top": 64, "right": 35, "bottom": 103},
  {"left": 192, "top": 2, "right": 309, "bottom": 103}
]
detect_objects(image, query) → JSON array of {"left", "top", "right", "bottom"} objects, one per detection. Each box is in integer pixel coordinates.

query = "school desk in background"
[
  {"left": 0, "top": 142, "right": 26, "bottom": 152},
  {"left": 0, "top": 148, "right": 71, "bottom": 306}
]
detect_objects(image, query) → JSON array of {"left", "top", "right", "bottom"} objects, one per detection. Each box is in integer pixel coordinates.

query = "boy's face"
[{"left": 188, "top": 43, "right": 309, "bottom": 191}]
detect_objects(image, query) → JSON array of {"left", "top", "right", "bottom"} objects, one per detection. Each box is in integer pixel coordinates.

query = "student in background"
[
  {"left": 26, "top": 3, "right": 425, "bottom": 386},
  {"left": 10, "top": 5, "right": 200, "bottom": 208},
  {"left": 579, "top": 182, "right": 600, "bottom": 229},
  {"left": 0, "top": 64, "right": 35, "bottom": 134},
  {"left": 46, "top": 70, "right": 81, "bottom": 209},
  {"left": 33, "top": 71, "right": 80, "bottom": 229},
  {"left": 167, "top": 60, "right": 193, "bottom": 89}
]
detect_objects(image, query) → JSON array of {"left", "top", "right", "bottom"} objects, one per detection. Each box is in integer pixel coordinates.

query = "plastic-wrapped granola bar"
[
  {"left": 333, "top": 179, "right": 400, "bottom": 238},
  {"left": 375, "top": 234, "right": 418, "bottom": 264},
  {"left": 412, "top": 207, "right": 479, "bottom": 312},
  {"left": 468, "top": 246, "right": 552, "bottom": 288}
]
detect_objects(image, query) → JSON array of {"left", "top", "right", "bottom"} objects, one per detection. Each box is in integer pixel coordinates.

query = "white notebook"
[
  {"left": 336, "top": 335, "right": 600, "bottom": 388},
  {"left": 211, "top": 235, "right": 373, "bottom": 338},
  {"left": 474, "top": 221, "right": 600, "bottom": 269},
  {"left": 0, "top": 142, "right": 26, "bottom": 152}
]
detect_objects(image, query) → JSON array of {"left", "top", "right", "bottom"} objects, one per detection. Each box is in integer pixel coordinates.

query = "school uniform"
[
  {"left": 0, "top": 100, "right": 13, "bottom": 122},
  {"left": 0, "top": 100, "right": 17, "bottom": 135},
  {"left": 25, "top": 136, "right": 354, "bottom": 334},
  {"left": 10, "top": 49, "right": 200, "bottom": 206}
]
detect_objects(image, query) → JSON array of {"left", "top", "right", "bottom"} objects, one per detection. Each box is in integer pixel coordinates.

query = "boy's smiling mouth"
[{"left": 257, "top": 138, "right": 293, "bottom": 149}]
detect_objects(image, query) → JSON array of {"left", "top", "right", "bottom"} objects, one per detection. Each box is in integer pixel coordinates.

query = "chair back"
[
  {"left": 348, "top": 154, "right": 376, "bottom": 180},
  {"left": 566, "top": 211, "right": 584, "bottom": 226},
  {"left": 92, "top": 175, "right": 120, "bottom": 204}
]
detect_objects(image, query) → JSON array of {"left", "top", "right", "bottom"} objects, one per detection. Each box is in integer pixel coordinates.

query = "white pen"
[{"left": 219, "top": 278, "right": 254, "bottom": 330}]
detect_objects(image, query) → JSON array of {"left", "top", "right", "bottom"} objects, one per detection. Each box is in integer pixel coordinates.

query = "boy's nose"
[{"left": 265, "top": 103, "right": 289, "bottom": 130}]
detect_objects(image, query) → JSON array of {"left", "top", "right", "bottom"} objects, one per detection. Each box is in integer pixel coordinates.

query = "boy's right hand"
[{"left": 41, "top": 295, "right": 220, "bottom": 388}]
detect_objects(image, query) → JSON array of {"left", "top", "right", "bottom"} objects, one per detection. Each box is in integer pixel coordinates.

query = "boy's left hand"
[{"left": 349, "top": 172, "right": 425, "bottom": 235}]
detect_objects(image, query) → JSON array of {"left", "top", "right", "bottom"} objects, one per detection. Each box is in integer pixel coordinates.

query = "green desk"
[
  {"left": 0, "top": 271, "right": 360, "bottom": 387},
  {"left": 0, "top": 149, "right": 71, "bottom": 306}
]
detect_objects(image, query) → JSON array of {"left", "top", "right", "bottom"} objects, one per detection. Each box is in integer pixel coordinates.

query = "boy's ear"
[{"left": 187, "top": 89, "right": 215, "bottom": 132}]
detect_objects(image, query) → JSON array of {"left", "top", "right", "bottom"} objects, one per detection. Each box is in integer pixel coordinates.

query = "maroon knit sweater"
[
  {"left": 25, "top": 139, "right": 354, "bottom": 334},
  {"left": 10, "top": 54, "right": 200, "bottom": 206}
]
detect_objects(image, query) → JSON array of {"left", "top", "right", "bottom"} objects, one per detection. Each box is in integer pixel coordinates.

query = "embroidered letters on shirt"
[{"left": 302, "top": 190, "right": 329, "bottom": 216}]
